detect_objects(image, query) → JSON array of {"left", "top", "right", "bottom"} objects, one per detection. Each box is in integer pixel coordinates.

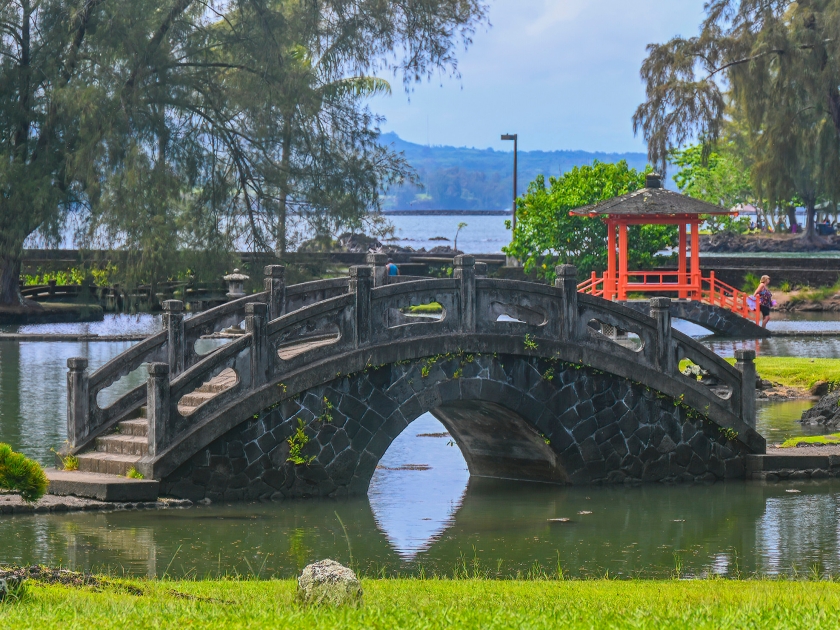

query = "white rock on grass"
[{"left": 297, "top": 559, "right": 362, "bottom": 607}]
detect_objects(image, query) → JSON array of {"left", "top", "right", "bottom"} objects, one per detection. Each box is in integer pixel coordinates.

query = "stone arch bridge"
[{"left": 63, "top": 257, "right": 764, "bottom": 501}]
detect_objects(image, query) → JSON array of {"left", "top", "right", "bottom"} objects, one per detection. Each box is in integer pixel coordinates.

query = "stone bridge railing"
[
  {"left": 64, "top": 253, "right": 445, "bottom": 454},
  {"left": 65, "top": 256, "right": 758, "bottom": 476}
]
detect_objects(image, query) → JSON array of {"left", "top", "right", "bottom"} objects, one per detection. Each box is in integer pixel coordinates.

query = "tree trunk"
[
  {"left": 806, "top": 202, "right": 816, "bottom": 236},
  {"left": 275, "top": 115, "right": 292, "bottom": 257},
  {"left": 802, "top": 198, "right": 827, "bottom": 246},
  {"left": 786, "top": 206, "right": 798, "bottom": 231},
  {"left": 0, "top": 252, "right": 23, "bottom": 307}
]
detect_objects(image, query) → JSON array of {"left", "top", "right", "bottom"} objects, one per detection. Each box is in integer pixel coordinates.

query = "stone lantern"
[{"left": 223, "top": 268, "right": 249, "bottom": 300}]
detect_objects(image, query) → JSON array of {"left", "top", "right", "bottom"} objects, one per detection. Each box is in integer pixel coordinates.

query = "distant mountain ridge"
[{"left": 380, "top": 132, "right": 649, "bottom": 211}]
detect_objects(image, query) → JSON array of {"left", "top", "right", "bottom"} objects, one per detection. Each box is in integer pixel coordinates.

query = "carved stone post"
[
  {"left": 366, "top": 253, "right": 389, "bottom": 287},
  {"left": 246, "top": 302, "right": 269, "bottom": 387},
  {"left": 649, "top": 297, "right": 675, "bottom": 374},
  {"left": 735, "top": 349, "right": 757, "bottom": 429},
  {"left": 475, "top": 262, "right": 488, "bottom": 278},
  {"left": 66, "top": 358, "right": 89, "bottom": 447},
  {"left": 350, "top": 266, "right": 372, "bottom": 347},
  {"left": 264, "top": 265, "right": 286, "bottom": 320},
  {"left": 555, "top": 265, "right": 579, "bottom": 341},
  {"left": 162, "top": 300, "right": 185, "bottom": 376},
  {"left": 147, "top": 363, "right": 170, "bottom": 458},
  {"left": 454, "top": 255, "right": 476, "bottom": 333}
]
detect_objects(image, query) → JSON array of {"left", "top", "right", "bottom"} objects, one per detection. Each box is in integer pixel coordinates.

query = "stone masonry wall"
[{"left": 160, "top": 353, "right": 747, "bottom": 501}]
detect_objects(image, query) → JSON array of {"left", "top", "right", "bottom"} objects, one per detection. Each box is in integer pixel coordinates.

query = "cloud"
[
  {"left": 523, "top": 0, "right": 588, "bottom": 35},
  {"left": 371, "top": 0, "right": 707, "bottom": 153}
]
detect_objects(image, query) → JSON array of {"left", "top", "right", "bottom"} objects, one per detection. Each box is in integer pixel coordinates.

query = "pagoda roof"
[{"left": 569, "top": 175, "right": 735, "bottom": 219}]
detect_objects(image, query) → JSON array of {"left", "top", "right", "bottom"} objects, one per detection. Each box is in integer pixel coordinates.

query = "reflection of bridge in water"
[
  {"left": 4, "top": 469, "right": 840, "bottom": 579},
  {"left": 60, "top": 256, "right": 764, "bottom": 502}
]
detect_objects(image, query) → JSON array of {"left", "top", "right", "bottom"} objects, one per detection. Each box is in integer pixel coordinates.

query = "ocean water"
[{"left": 385, "top": 214, "right": 511, "bottom": 254}]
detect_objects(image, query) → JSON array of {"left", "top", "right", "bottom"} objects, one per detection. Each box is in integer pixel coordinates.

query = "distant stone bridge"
[
  {"left": 620, "top": 299, "right": 771, "bottom": 338},
  {"left": 63, "top": 255, "right": 764, "bottom": 501}
]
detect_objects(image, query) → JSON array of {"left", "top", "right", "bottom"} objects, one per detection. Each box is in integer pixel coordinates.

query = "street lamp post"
[
  {"left": 501, "top": 133, "right": 519, "bottom": 267},
  {"left": 501, "top": 134, "right": 518, "bottom": 232}
]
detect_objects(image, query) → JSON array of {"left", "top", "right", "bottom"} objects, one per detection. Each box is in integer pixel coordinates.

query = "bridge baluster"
[
  {"left": 454, "top": 255, "right": 476, "bottom": 333},
  {"left": 366, "top": 253, "right": 388, "bottom": 287},
  {"left": 66, "top": 357, "right": 89, "bottom": 448},
  {"left": 264, "top": 265, "right": 286, "bottom": 320},
  {"left": 649, "top": 297, "right": 675, "bottom": 374},
  {"left": 555, "top": 265, "right": 580, "bottom": 341},
  {"left": 734, "top": 349, "right": 757, "bottom": 429},
  {"left": 147, "top": 363, "right": 170, "bottom": 458},
  {"left": 163, "top": 300, "right": 185, "bottom": 376},
  {"left": 246, "top": 303, "right": 269, "bottom": 387},
  {"left": 350, "top": 266, "right": 372, "bottom": 347}
]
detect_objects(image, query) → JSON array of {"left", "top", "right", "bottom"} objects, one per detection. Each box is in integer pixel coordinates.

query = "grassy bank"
[
  {"left": 725, "top": 356, "right": 840, "bottom": 390},
  {"left": 6, "top": 578, "right": 840, "bottom": 628},
  {"left": 780, "top": 433, "right": 840, "bottom": 448}
]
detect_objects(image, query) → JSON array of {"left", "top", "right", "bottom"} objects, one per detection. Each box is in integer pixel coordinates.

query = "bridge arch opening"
[
  {"left": 365, "top": 396, "right": 570, "bottom": 499},
  {"left": 368, "top": 412, "right": 469, "bottom": 558},
  {"left": 367, "top": 398, "right": 568, "bottom": 556}
]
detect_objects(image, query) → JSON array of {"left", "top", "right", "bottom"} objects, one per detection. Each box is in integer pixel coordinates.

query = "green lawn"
[
  {"left": 725, "top": 357, "right": 840, "bottom": 390},
  {"left": 780, "top": 433, "right": 840, "bottom": 448},
  {"left": 6, "top": 578, "right": 840, "bottom": 629}
]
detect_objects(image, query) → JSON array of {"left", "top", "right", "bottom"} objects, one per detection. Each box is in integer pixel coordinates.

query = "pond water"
[
  {"left": 4, "top": 416, "right": 840, "bottom": 580},
  {"left": 3, "top": 312, "right": 840, "bottom": 579}
]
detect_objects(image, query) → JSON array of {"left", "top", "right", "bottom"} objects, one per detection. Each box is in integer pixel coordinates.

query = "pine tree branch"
[
  {"left": 162, "top": 61, "right": 265, "bottom": 76},
  {"left": 124, "top": 0, "right": 195, "bottom": 91},
  {"left": 705, "top": 42, "right": 828, "bottom": 79}
]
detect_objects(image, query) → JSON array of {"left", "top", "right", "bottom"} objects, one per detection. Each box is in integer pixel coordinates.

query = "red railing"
[
  {"left": 577, "top": 272, "right": 605, "bottom": 297},
  {"left": 700, "top": 272, "right": 761, "bottom": 324},
  {"left": 577, "top": 271, "right": 761, "bottom": 325}
]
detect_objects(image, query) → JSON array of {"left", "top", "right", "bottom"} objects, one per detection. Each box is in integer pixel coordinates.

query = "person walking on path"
[
  {"left": 754, "top": 275, "right": 773, "bottom": 328},
  {"left": 386, "top": 258, "right": 399, "bottom": 277}
]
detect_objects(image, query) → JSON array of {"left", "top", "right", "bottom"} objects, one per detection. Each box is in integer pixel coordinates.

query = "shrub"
[
  {"left": 742, "top": 273, "right": 761, "bottom": 293},
  {"left": 126, "top": 467, "right": 144, "bottom": 479},
  {"left": 503, "top": 161, "right": 677, "bottom": 283},
  {"left": 0, "top": 444, "right": 48, "bottom": 503}
]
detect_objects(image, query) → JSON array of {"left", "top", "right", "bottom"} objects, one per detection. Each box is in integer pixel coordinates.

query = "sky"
[{"left": 370, "top": 0, "right": 707, "bottom": 154}]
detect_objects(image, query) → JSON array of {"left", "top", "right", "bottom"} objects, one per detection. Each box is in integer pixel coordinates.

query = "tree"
[
  {"left": 454, "top": 221, "right": 467, "bottom": 253},
  {"left": 633, "top": 1, "right": 840, "bottom": 243},
  {"left": 0, "top": 0, "right": 488, "bottom": 306},
  {"left": 669, "top": 142, "right": 754, "bottom": 233},
  {"left": 503, "top": 161, "right": 677, "bottom": 283},
  {"left": 0, "top": 443, "right": 48, "bottom": 503}
]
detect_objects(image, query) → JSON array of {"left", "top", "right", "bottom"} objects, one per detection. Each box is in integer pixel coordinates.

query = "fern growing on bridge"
[{"left": 0, "top": 443, "right": 48, "bottom": 503}]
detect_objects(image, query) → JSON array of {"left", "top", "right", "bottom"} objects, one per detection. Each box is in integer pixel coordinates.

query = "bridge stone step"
[
  {"left": 96, "top": 434, "right": 148, "bottom": 456},
  {"left": 118, "top": 419, "right": 148, "bottom": 437},
  {"left": 178, "top": 391, "right": 217, "bottom": 408},
  {"left": 46, "top": 469, "right": 159, "bottom": 502},
  {"left": 196, "top": 369, "right": 238, "bottom": 393},
  {"left": 76, "top": 452, "right": 141, "bottom": 476}
]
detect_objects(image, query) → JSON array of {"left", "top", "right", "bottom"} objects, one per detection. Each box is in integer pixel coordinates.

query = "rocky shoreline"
[
  {"left": 0, "top": 493, "right": 192, "bottom": 515},
  {"left": 700, "top": 232, "right": 840, "bottom": 253}
]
